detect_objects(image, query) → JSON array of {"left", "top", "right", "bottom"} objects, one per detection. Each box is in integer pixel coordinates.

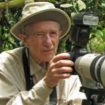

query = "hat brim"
[{"left": 10, "top": 8, "right": 71, "bottom": 40}]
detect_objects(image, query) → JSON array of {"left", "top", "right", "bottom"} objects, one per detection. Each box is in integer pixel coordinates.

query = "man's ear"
[
  {"left": 19, "top": 34, "right": 27, "bottom": 42},
  {"left": 19, "top": 34, "right": 29, "bottom": 47}
]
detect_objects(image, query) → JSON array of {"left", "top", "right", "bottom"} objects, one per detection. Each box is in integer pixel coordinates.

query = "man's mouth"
[{"left": 43, "top": 45, "right": 54, "bottom": 51}]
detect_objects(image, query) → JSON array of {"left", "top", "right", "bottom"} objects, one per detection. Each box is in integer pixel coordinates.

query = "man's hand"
[{"left": 43, "top": 53, "right": 74, "bottom": 89}]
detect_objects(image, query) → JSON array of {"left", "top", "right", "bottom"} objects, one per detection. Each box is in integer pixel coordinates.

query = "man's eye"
[
  {"left": 50, "top": 32, "right": 57, "bottom": 36},
  {"left": 36, "top": 33, "right": 44, "bottom": 36}
]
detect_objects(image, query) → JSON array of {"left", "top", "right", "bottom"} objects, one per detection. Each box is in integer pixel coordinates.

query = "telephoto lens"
[{"left": 74, "top": 54, "right": 105, "bottom": 88}]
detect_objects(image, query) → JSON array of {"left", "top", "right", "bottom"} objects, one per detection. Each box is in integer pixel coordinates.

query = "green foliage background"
[{"left": 0, "top": 0, "right": 105, "bottom": 54}]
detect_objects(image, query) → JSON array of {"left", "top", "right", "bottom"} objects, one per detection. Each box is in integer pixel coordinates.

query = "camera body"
[
  {"left": 69, "top": 12, "right": 99, "bottom": 71},
  {"left": 70, "top": 12, "right": 99, "bottom": 47},
  {"left": 69, "top": 13, "right": 105, "bottom": 105}
]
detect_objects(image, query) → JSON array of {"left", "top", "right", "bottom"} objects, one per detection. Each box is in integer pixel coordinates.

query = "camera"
[
  {"left": 68, "top": 13, "right": 99, "bottom": 65},
  {"left": 68, "top": 12, "right": 105, "bottom": 105}
]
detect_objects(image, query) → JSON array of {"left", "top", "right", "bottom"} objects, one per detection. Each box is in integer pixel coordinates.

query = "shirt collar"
[{"left": 29, "top": 54, "right": 42, "bottom": 75}]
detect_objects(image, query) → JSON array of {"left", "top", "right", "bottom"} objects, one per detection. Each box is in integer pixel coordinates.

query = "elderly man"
[{"left": 0, "top": 2, "right": 86, "bottom": 105}]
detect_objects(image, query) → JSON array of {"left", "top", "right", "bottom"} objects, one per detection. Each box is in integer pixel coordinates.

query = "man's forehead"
[
  {"left": 26, "top": 20, "right": 61, "bottom": 32},
  {"left": 22, "top": 20, "right": 61, "bottom": 34}
]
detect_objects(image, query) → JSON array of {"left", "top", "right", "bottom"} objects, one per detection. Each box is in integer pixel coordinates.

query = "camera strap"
[
  {"left": 22, "top": 47, "right": 57, "bottom": 104},
  {"left": 22, "top": 47, "right": 34, "bottom": 91},
  {"left": 50, "top": 86, "right": 57, "bottom": 105}
]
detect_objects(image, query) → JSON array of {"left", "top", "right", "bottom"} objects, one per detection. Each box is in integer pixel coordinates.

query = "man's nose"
[{"left": 43, "top": 34, "right": 53, "bottom": 46}]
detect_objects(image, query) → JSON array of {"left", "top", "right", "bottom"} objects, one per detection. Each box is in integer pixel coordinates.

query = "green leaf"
[
  {"left": 3, "top": 26, "right": 8, "bottom": 32},
  {"left": 9, "top": 43, "right": 14, "bottom": 49},
  {"left": 95, "top": 30, "right": 103, "bottom": 39},
  {"left": 4, "top": 33, "right": 8, "bottom": 38},
  {"left": 25, "top": 0, "right": 34, "bottom": 4},
  {"left": 60, "top": 4, "right": 73, "bottom": 8},
  {"left": 77, "top": 0, "right": 86, "bottom": 11},
  {"left": 8, "top": 36, "right": 14, "bottom": 43},
  {"left": 102, "top": 28, "right": 105, "bottom": 41},
  {"left": 101, "top": 3, "right": 105, "bottom": 8}
]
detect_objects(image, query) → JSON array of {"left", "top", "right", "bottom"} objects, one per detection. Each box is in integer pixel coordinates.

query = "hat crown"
[{"left": 22, "top": 2, "right": 55, "bottom": 19}]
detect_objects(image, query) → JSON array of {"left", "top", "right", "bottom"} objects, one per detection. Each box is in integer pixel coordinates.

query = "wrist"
[{"left": 43, "top": 78, "right": 53, "bottom": 89}]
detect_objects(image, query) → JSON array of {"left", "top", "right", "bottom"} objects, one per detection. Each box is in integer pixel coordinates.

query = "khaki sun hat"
[{"left": 10, "top": 2, "right": 71, "bottom": 40}]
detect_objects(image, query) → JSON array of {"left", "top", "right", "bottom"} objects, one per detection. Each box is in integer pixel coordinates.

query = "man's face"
[{"left": 23, "top": 21, "right": 61, "bottom": 64}]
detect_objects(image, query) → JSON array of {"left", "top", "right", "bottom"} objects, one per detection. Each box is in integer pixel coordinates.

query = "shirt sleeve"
[
  {"left": 67, "top": 76, "right": 87, "bottom": 105},
  {"left": 0, "top": 71, "right": 52, "bottom": 105},
  {"left": 57, "top": 75, "right": 86, "bottom": 105}
]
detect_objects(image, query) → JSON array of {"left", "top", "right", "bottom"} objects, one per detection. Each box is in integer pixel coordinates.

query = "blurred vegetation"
[
  {"left": 0, "top": 0, "right": 105, "bottom": 54},
  {"left": 58, "top": 0, "right": 105, "bottom": 54}
]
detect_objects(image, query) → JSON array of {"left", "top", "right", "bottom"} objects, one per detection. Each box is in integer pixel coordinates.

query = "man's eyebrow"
[
  {"left": 31, "top": 31, "right": 45, "bottom": 36},
  {"left": 50, "top": 29, "right": 60, "bottom": 32},
  {"left": 33, "top": 31, "right": 44, "bottom": 34}
]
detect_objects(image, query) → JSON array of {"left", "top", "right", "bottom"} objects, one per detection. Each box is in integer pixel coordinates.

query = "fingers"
[
  {"left": 53, "top": 73, "right": 71, "bottom": 79},
  {"left": 51, "top": 66, "right": 73, "bottom": 74},
  {"left": 49, "top": 53, "right": 74, "bottom": 70},
  {"left": 52, "top": 53, "right": 70, "bottom": 62},
  {"left": 44, "top": 53, "right": 74, "bottom": 88},
  {"left": 50, "top": 66, "right": 73, "bottom": 80},
  {"left": 50, "top": 59, "right": 74, "bottom": 69},
  {"left": 48, "top": 52, "right": 74, "bottom": 75}
]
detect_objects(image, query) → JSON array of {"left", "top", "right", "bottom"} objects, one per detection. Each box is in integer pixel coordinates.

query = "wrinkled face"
[{"left": 21, "top": 21, "right": 61, "bottom": 64}]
